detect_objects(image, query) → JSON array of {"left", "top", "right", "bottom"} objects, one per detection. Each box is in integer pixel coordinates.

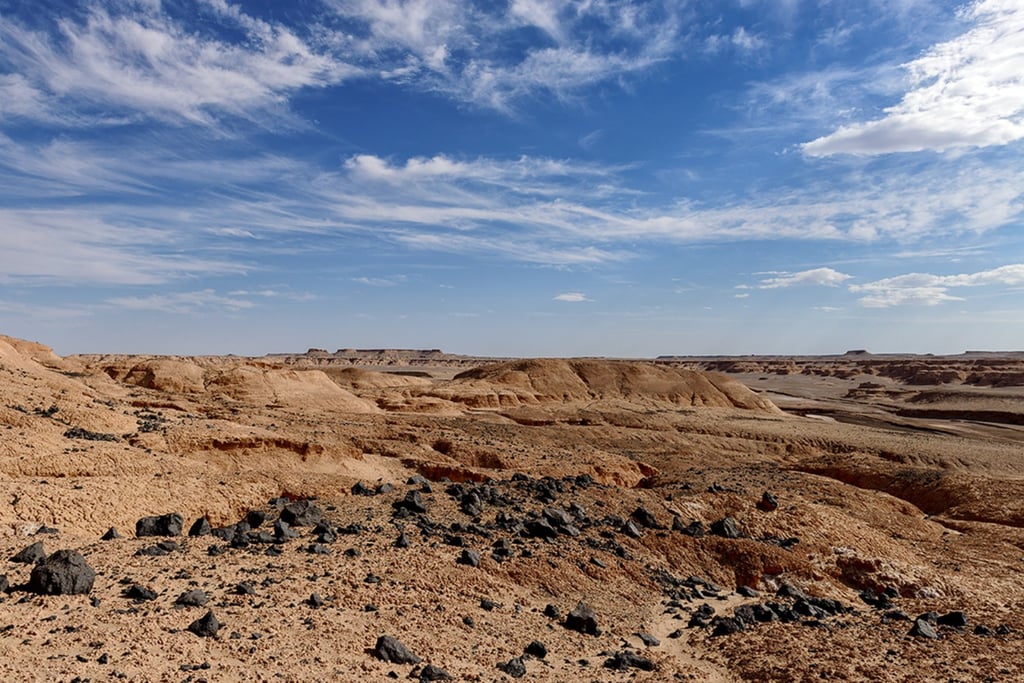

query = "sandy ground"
[{"left": 1, "top": 336, "right": 1023, "bottom": 682}]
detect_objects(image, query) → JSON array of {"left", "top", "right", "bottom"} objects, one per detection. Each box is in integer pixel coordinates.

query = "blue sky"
[{"left": 1, "top": 0, "right": 1022, "bottom": 356}]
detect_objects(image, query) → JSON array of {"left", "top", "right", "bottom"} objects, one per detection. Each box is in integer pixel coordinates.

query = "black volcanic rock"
[
  {"left": 603, "top": 651, "right": 654, "bottom": 671},
  {"left": 758, "top": 491, "right": 779, "bottom": 512},
  {"left": 497, "top": 656, "right": 527, "bottom": 678},
  {"left": 565, "top": 602, "right": 600, "bottom": 636},
  {"left": 280, "top": 500, "right": 323, "bottom": 526},
  {"left": 910, "top": 618, "right": 939, "bottom": 639},
  {"left": 393, "top": 491, "right": 428, "bottom": 515},
  {"left": 136, "top": 513, "right": 183, "bottom": 537},
  {"left": 11, "top": 540, "right": 44, "bottom": 564},
  {"left": 373, "top": 635, "right": 421, "bottom": 664},
  {"left": 710, "top": 517, "right": 741, "bottom": 539},
  {"left": 457, "top": 549, "right": 481, "bottom": 567},
  {"left": 175, "top": 589, "right": 209, "bottom": 607},
  {"left": 524, "top": 640, "right": 547, "bottom": 659},
  {"left": 188, "top": 610, "right": 220, "bottom": 638},
  {"left": 419, "top": 663, "right": 452, "bottom": 681},
  {"left": 188, "top": 517, "right": 212, "bottom": 537},
  {"left": 123, "top": 584, "right": 158, "bottom": 601},
  {"left": 28, "top": 549, "right": 95, "bottom": 595},
  {"left": 631, "top": 507, "right": 662, "bottom": 529}
]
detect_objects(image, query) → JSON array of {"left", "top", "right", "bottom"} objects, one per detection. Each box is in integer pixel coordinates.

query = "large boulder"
[{"left": 28, "top": 549, "right": 95, "bottom": 595}]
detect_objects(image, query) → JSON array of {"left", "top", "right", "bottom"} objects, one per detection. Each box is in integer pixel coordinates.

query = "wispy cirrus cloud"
[
  {"left": 321, "top": 0, "right": 683, "bottom": 111},
  {"left": 850, "top": 264, "right": 1024, "bottom": 307},
  {"left": 0, "top": 0, "right": 686, "bottom": 127},
  {"left": 804, "top": 0, "right": 1024, "bottom": 155},
  {"left": 0, "top": 208, "right": 245, "bottom": 286},
  {"left": 107, "top": 289, "right": 257, "bottom": 313},
  {"left": 0, "top": 3, "right": 356, "bottom": 128}
]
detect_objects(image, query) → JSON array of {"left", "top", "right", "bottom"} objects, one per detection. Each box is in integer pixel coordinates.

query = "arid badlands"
[{"left": 1, "top": 334, "right": 1023, "bottom": 682}]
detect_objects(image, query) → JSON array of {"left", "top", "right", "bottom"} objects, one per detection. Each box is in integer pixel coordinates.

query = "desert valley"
[{"left": 1, "top": 334, "right": 1022, "bottom": 682}]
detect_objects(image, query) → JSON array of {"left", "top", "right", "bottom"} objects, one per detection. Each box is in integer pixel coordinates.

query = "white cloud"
[
  {"left": 320, "top": 0, "right": 682, "bottom": 111},
  {"left": 553, "top": 292, "right": 591, "bottom": 302},
  {"left": 352, "top": 276, "right": 402, "bottom": 287},
  {"left": 107, "top": 289, "right": 257, "bottom": 313},
  {"left": 804, "top": 0, "right": 1024, "bottom": 155},
  {"left": 0, "top": 208, "right": 244, "bottom": 285},
  {"left": 850, "top": 264, "right": 1024, "bottom": 307},
  {"left": 706, "top": 27, "right": 767, "bottom": 55},
  {"left": 0, "top": 4, "right": 356, "bottom": 127},
  {"left": 758, "top": 267, "right": 853, "bottom": 289}
]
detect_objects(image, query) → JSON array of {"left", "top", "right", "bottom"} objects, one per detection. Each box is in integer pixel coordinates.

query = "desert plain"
[{"left": 1, "top": 334, "right": 1023, "bottom": 682}]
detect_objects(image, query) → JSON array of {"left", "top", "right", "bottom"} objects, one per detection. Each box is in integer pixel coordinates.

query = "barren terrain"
[{"left": 1, "top": 337, "right": 1023, "bottom": 682}]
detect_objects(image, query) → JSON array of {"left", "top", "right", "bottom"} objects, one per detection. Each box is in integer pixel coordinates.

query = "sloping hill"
[{"left": 450, "top": 359, "right": 780, "bottom": 411}]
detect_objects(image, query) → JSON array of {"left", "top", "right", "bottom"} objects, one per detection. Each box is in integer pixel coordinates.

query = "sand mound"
[
  {"left": 451, "top": 359, "right": 779, "bottom": 411},
  {"left": 119, "top": 359, "right": 208, "bottom": 394},
  {"left": 204, "top": 366, "right": 380, "bottom": 413},
  {"left": 323, "top": 367, "right": 432, "bottom": 390}
]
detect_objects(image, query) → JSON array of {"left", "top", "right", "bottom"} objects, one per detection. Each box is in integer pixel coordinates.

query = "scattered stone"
[
  {"left": 636, "top": 632, "right": 660, "bottom": 647},
  {"left": 497, "top": 656, "right": 527, "bottom": 678},
  {"left": 123, "top": 584, "right": 158, "bottom": 601},
  {"left": 395, "top": 532, "right": 412, "bottom": 548},
  {"left": 274, "top": 519, "right": 298, "bottom": 541},
  {"left": 28, "top": 549, "right": 95, "bottom": 595},
  {"left": 188, "top": 610, "right": 221, "bottom": 638},
  {"left": 175, "top": 590, "right": 209, "bottom": 607},
  {"left": 709, "top": 517, "right": 741, "bottom": 539},
  {"left": 351, "top": 481, "right": 374, "bottom": 496},
  {"left": 100, "top": 527, "right": 122, "bottom": 541},
  {"left": 63, "top": 426, "right": 118, "bottom": 442},
  {"left": 373, "top": 635, "right": 421, "bottom": 664},
  {"left": 188, "top": 517, "right": 212, "bottom": 537},
  {"left": 565, "top": 602, "right": 601, "bottom": 636},
  {"left": 909, "top": 618, "right": 939, "bottom": 639},
  {"left": 675, "top": 519, "right": 705, "bottom": 537},
  {"left": 11, "top": 541, "right": 44, "bottom": 564},
  {"left": 710, "top": 616, "right": 744, "bottom": 637},
  {"left": 461, "top": 492, "right": 484, "bottom": 517},
  {"left": 603, "top": 651, "right": 654, "bottom": 671},
  {"left": 524, "top": 641, "right": 547, "bottom": 659},
  {"left": 457, "top": 549, "right": 481, "bottom": 567},
  {"left": 737, "top": 586, "right": 760, "bottom": 598},
  {"left": 0, "top": 575, "right": 8, "bottom": 593},
  {"left": 757, "top": 491, "right": 779, "bottom": 512},
  {"left": 418, "top": 663, "right": 452, "bottom": 681},
  {"left": 621, "top": 520, "right": 644, "bottom": 539},
  {"left": 525, "top": 518, "right": 558, "bottom": 539},
  {"left": 631, "top": 507, "right": 662, "bottom": 529},
  {"left": 308, "top": 593, "right": 325, "bottom": 608},
  {"left": 245, "top": 510, "right": 268, "bottom": 528},
  {"left": 280, "top": 500, "right": 323, "bottom": 526},
  {"left": 136, "top": 513, "right": 183, "bottom": 537},
  {"left": 393, "top": 491, "right": 428, "bottom": 515},
  {"left": 234, "top": 582, "right": 256, "bottom": 596},
  {"left": 937, "top": 611, "right": 968, "bottom": 628},
  {"left": 543, "top": 604, "right": 561, "bottom": 620},
  {"left": 480, "top": 598, "right": 499, "bottom": 611}
]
